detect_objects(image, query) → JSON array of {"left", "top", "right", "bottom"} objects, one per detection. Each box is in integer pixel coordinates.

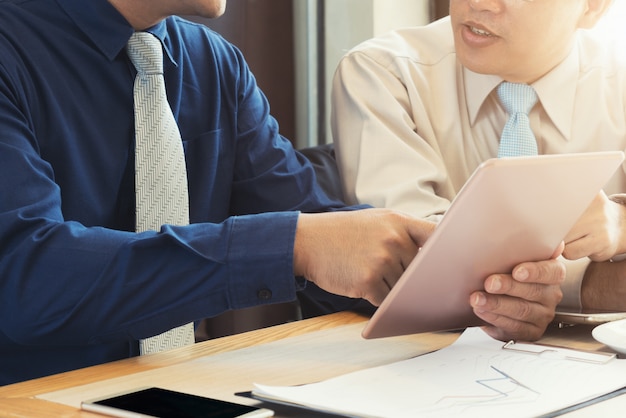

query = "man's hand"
[
  {"left": 563, "top": 191, "right": 626, "bottom": 261},
  {"left": 469, "top": 246, "right": 566, "bottom": 341},
  {"left": 293, "top": 209, "right": 435, "bottom": 306}
]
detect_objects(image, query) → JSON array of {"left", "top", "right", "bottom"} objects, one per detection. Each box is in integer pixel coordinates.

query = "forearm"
[
  {"left": 581, "top": 260, "right": 626, "bottom": 311},
  {"left": 1, "top": 213, "right": 300, "bottom": 345},
  {"left": 578, "top": 193, "right": 626, "bottom": 310}
]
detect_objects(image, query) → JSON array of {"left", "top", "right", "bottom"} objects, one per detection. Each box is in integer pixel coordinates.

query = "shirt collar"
[
  {"left": 532, "top": 44, "right": 579, "bottom": 141},
  {"left": 464, "top": 39, "right": 580, "bottom": 141},
  {"left": 55, "top": 0, "right": 176, "bottom": 66},
  {"left": 464, "top": 68, "right": 501, "bottom": 126}
]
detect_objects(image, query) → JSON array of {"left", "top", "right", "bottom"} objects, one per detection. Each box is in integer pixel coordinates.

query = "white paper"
[{"left": 254, "top": 327, "right": 626, "bottom": 418}]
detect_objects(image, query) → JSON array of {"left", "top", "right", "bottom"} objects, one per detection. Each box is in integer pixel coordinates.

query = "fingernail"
[
  {"left": 472, "top": 292, "right": 486, "bottom": 307},
  {"left": 514, "top": 266, "right": 529, "bottom": 281},
  {"left": 488, "top": 276, "right": 501, "bottom": 292}
]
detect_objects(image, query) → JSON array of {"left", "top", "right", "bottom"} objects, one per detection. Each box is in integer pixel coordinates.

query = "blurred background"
[{"left": 187, "top": 0, "right": 625, "bottom": 149}]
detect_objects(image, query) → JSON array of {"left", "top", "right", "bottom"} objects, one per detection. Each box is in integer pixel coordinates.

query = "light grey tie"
[
  {"left": 127, "top": 32, "right": 195, "bottom": 354},
  {"left": 496, "top": 82, "right": 538, "bottom": 158}
]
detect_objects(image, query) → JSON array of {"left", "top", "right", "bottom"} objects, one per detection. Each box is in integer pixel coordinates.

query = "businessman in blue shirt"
[{"left": 0, "top": 0, "right": 566, "bottom": 385}]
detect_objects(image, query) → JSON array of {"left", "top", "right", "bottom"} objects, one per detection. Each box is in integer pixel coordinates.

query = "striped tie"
[
  {"left": 127, "top": 32, "right": 195, "bottom": 354},
  {"left": 497, "top": 82, "right": 538, "bottom": 158}
]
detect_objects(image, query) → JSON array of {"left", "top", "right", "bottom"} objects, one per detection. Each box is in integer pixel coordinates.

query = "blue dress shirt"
[{"left": 0, "top": 0, "right": 364, "bottom": 385}]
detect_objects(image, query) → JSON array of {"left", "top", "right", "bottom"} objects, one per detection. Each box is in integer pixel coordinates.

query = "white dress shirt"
[{"left": 331, "top": 17, "right": 626, "bottom": 309}]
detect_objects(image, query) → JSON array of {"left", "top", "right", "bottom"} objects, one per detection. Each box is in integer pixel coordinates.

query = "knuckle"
[
  {"left": 382, "top": 228, "right": 404, "bottom": 247},
  {"left": 360, "top": 271, "right": 379, "bottom": 287},
  {"left": 515, "top": 300, "right": 534, "bottom": 320},
  {"left": 525, "top": 284, "right": 544, "bottom": 301},
  {"left": 374, "top": 250, "right": 395, "bottom": 268},
  {"left": 555, "top": 261, "right": 566, "bottom": 280},
  {"left": 539, "top": 260, "right": 566, "bottom": 282},
  {"left": 552, "top": 285, "right": 564, "bottom": 306}
]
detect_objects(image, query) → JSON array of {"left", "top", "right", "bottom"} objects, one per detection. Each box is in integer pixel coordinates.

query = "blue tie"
[{"left": 497, "top": 82, "right": 538, "bottom": 158}]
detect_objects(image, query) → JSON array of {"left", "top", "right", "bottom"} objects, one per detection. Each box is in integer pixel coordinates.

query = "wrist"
[
  {"left": 293, "top": 212, "right": 313, "bottom": 278},
  {"left": 582, "top": 260, "right": 626, "bottom": 311}
]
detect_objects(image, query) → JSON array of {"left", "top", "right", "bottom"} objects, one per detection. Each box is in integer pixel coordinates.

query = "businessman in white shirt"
[{"left": 332, "top": 0, "right": 626, "bottom": 340}]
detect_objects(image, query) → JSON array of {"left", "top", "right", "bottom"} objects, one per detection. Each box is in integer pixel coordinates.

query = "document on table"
[{"left": 252, "top": 327, "right": 626, "bottom": 418}]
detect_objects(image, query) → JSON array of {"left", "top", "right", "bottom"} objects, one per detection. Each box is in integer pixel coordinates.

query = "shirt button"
[{"left": 257, "top": 288, "right": 272, "bottom": 300}]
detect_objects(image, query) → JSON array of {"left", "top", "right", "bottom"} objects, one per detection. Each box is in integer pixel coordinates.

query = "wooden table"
[{"left": 0, "top": 311, "right": 619, "bottom": 417}]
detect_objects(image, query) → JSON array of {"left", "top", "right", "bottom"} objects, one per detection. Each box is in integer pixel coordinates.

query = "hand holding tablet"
[{"left": 363, "top": 151, "right": 625, "bottom": 339}]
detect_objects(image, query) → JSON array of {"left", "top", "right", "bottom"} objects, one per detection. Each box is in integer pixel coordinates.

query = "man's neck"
[{"left": 107, "top": 0, "right": 165, "bottom": 30}]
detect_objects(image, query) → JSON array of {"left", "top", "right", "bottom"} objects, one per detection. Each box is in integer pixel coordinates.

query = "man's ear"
[{"left": 578, "top": 0, "right": 614, "bottom": 29}]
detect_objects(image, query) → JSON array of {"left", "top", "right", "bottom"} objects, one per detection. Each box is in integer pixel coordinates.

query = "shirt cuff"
[
  {"left": 228, "top": 212, "right": 300, "bottom": 309},
  {"left": 557, "top": 256, "right": 591, "bottom": 311}
]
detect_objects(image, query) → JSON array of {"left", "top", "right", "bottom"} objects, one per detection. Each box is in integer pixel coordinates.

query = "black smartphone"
[{"left": 80, "top": 387, "right": 274, "bottom": 418}]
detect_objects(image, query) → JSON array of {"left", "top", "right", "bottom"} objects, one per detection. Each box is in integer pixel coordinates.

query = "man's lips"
[
  {"left": 469, "top": 25, "right": 494, "bottom": 37},
  {"left": 459, "top": 22, "right": 500, "bottom": 47}
]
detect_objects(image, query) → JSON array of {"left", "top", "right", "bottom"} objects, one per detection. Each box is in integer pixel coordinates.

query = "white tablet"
[
  {"left": 362, "top": 151, "right": 625, "bottom": 339},
  {"left": 554, "top": 309, "right": 626, "bottom": 326}
]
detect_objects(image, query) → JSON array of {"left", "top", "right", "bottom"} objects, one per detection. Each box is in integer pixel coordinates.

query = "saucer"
[{"left": 592, "top": 318, "right": 626, "bottom": 355}]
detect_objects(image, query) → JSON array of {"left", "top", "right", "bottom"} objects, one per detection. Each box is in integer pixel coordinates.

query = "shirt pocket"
[{"left": 182, "top": 129, "right": 229, "bottom": 168}]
